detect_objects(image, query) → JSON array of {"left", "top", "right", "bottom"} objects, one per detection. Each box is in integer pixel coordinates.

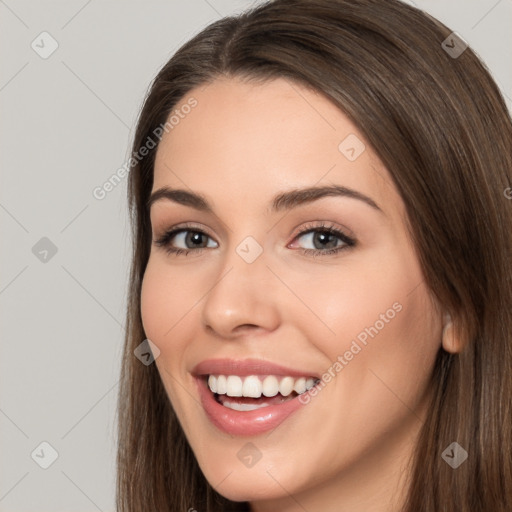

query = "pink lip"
[
  {"left": 191, "top": 358, "right": 319, "bottom": 436},
  {"left": 192, "top": 358, "right": 320, "bottom": 378},
  {"left": 194, "top": 375, "right": 314, "bottom": 436}
]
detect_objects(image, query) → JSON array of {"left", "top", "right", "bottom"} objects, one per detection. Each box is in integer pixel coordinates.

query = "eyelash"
[{"left": 153, "top": 221, "right": 356, "bottom": 258}]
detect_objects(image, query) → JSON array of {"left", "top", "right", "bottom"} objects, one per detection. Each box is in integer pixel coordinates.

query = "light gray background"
[{"left": 1, "top": 1, "right": 511, "bottom": 511}]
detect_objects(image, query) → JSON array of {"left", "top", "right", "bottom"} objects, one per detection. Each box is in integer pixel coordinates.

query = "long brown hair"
[{"left": 116, "top": 0, "right": 512, "bottom": 510}]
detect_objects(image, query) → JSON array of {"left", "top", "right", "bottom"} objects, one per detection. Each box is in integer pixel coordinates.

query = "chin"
[
  {"left": 204, "top": 470, "right": 291, "bottom": 503},
  {"left": 196, "top": 451, "right": 312, "bottom": 504}
]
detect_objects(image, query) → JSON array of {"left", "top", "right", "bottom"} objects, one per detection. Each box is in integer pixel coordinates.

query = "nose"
[{"left": 201, "top": 242, "right": 281, "bottom": 340}]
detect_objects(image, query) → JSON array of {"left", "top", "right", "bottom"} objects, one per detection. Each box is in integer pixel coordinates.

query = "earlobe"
[{"left": 441, "top": 313, "right": 462, "bottom": 354}]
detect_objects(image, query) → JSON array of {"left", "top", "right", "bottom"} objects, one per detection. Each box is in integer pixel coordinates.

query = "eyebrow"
[{"left": 147, "top": 184, "right": 383, "bottom": 214}]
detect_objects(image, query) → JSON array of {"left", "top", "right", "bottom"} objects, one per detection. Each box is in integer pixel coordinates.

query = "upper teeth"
[{"left": 207, "top": 375, "right": 317, "bottom": 398}]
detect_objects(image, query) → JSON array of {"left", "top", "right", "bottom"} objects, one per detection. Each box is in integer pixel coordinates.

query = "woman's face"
[{"left": 141, "top": 77, "right": 444, "bottom": 509}]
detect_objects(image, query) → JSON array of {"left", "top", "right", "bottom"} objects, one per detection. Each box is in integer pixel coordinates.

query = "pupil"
[
  {"left": 315, "top": 231, "right": 336, "bottom": 249},
  {"left": 188, "top": 231, "right": 205, "bottom": 247}
]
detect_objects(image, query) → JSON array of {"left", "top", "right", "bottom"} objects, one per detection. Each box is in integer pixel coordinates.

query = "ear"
[{"left": 441, "top": 313, "right": 464, "bottom": 354}]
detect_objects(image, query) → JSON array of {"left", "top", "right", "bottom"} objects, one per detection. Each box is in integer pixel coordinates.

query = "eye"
[
  {"left": 153, "top": 222, "right": 217, "bottom": 257},
  {"left": 153, "top": 221, "right": 356, "bottom": 257},
  {"left": 289, "top": 221, "right": 356, "bottom": 257}
]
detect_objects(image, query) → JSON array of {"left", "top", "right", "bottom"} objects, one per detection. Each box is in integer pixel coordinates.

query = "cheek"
[
  {"left": 305, "top": 244, "right": 440, "bottom": 405},
  {"left": 326, "top": 283, "right": 440, "bottom": 434},
  {"left": 140, "top": 259, "right": 193, "bottom": 347},
  {"left": 140, "top": 263, "right": 166, "bottom": 342},
  {"left": 301, "top": 247, "right": 421, "bottom": 356},
  {"left": 365, "top": 286, "right": 442, "bottom": 392},
  {"left": 140, "top": 259, "right": 198, "bottom": 411},
  {"left": 140, "top": 256, "right": 205, "bottom": 337}
]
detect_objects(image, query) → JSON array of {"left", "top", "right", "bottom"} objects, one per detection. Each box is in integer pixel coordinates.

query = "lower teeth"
[
  {"left": 221, "top": 400, "right": 271, "bottom": 411},
  {"left": 215, "top": 391, "right": 297, "bottom": 411}
]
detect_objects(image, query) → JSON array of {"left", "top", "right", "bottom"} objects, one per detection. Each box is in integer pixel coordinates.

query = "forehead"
[{"left": 152, "top": 77, "right": 401, "bottom": 217}]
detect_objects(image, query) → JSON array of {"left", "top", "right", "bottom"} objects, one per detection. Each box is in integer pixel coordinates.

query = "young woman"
[{"left": 116, "top": 0, "right": 512, "bottom": 510}]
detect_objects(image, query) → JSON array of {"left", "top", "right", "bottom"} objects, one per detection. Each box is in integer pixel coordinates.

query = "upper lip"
[{"left": 192, "top": 358, "right": 320, "bottom": 378}]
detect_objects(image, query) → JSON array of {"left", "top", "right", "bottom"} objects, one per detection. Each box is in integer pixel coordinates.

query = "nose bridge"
[{"left": 201, "top": 234, "right": 280, "bottom": 336}]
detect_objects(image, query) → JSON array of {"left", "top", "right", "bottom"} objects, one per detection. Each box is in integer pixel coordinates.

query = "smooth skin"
[{"left": 140, "top": 77, "right": 458, "bottom": 512}]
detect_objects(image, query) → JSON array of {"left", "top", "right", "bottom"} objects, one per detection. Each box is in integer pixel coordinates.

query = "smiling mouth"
[{"left": 206, "top": 374, "right": 320, "bottom": 411}]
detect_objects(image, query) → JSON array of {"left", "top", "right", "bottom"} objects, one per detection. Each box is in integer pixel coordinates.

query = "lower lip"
[{"left": 195, "top": 376, "right": 310, "bottom": 436}]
